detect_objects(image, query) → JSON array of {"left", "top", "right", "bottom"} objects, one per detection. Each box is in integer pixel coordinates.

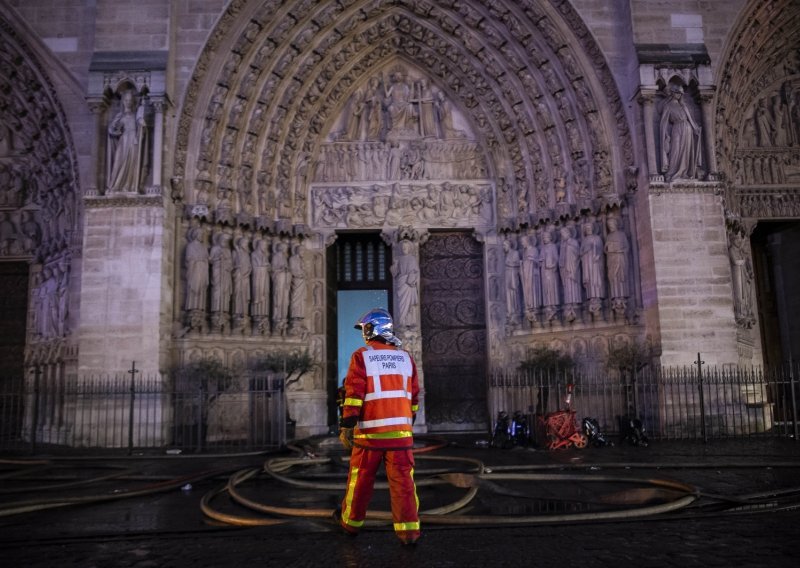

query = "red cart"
[{"left": 536, "top": 384, "right": 588, "bottom": 450}]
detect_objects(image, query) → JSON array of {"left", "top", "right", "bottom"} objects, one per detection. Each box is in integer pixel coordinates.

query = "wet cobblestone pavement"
[{"left": 2, "top": 436, "right": 800, "bottom": 567}]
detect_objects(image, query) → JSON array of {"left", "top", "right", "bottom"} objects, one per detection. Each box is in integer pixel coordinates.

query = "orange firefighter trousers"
[{"left": 340, "top": 445, "right": 420, "bottom": 542}]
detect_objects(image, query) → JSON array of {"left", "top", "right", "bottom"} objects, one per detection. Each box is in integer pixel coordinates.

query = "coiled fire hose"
[{"left": 199, "top": 446, "right": 703, "bottom": 528}]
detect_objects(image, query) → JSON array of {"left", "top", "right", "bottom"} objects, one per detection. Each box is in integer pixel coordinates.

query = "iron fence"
[
  {"left": 0, "top": 371, "right": 286, "bottom": 454},
  {"left": 489, "top": 362, "right": 799, "bottom": 443}
]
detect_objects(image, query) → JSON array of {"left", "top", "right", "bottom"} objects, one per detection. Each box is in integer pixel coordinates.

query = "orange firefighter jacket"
[{"left": 341, "top": 340, "right": 420, "bottom": 449}]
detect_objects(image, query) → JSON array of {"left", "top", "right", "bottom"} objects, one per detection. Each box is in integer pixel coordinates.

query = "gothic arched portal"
[
  {"left": 715, "top": 0, "right": 800, "bottom": 367},
  {"left": 172, "top": 0, "right": 638, "bottom": 435},
  {"left": 0, "top": 15, "right": 81, "bottom": 376}
]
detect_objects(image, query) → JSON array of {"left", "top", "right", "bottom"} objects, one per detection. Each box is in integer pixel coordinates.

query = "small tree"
[
  {"left": 517, "top": 347, "right": 576, "bottom": 414},
  {"left": 251, "top": 349, "right": 316, "bottom": 388},
  {"left": 606, "top": 341, "right": 653, "bottom": 377},
  {"left": 251, "top": 349, "right": 317, "bottom": 432},
  {"left": 605, "top": 341, "right": 654, "bottom": 417},
  {"left": 171, "top": 358, "right": 235, "bottom": 449},
  {"left": 518, "top": 346, "right": 576, "bottom": 374}
]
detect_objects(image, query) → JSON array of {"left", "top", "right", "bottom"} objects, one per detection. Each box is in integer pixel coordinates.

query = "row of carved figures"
[
  {"left": 333, "top": 70, "right": 464, "bottom": 144},
  {"left": 738, "top": 190, "right": 800, "bottom": 218},
  {"left": 312, "top": 140, "right": 486, "bottom": 183},
  {"left": 742, "top": 88, "right": 800, "bottom": 148},
  {"left": 503, "top": 216, "right": 632, "bottom": 328},
  {"left": 734, "top": 152, "right": 798, "bottom": 186},
  {"left": 183, "top": 227, "right": 306, "bottom": 337}
]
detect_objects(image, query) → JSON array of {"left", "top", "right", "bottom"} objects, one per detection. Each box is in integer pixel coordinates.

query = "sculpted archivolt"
[{"left": 734, "top": 77, "right": 800, "bottom": 195}]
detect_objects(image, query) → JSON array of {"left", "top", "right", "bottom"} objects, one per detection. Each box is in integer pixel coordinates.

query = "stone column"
[
  {"left": 149, "top": 99, "right": 166, "bottom": 193},
  {"left": 699, "top": 90, "right": 719, "bottom": 181},
  {"left": 639, "top": 90, "right": 662, "bottom": 182},
  {"left": 86, "top": 98, "right": 108, "bottom": 196}
]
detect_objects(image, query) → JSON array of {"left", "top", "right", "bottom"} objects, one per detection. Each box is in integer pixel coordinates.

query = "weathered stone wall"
[
  {"left": 628, "top": 0, "right": 745, "bottom": 71},
  {"left": 78, "top": 200, "right": 170, "bottom": 374},
  {"left": 647, "top": 189, "right": 739, "bottom": 366}
]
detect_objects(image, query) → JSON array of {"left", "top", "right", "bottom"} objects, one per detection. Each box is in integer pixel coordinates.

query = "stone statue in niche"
[
  {"left": 659, "top": 84, "right": 702, "bottom": 181},
  {"left": 580, "top": 220, "right": 605, "bottom": 318},
  {"left": 729, "top": 231, "right": 755, "bottom": 327},
  {"left": 107, "top": 90, "right": 148, "bottom": 193},
  {"left": 56, "top": 260, "right": 70, "bottom": 337},
  {"left": 392, "top": 239, "right": 420, "bottom": 329},
  {"left": 503, "top": 236, "right": 522, "bottom": 326},
  {"left": 0, "top": 123, "right": 15, "bottom": 156},
  {"left": 540, "top": 230, "right": 560, "bottom": 322},
  {"left": 250, "top": 236, "right": 271, "bottom": 334},
  {"left": 772, "top": 95, "right": 789, "bottom": 147},
  {"left": 348, "top": 89, "right": 367, "bottom": 140},
  {"left": 418, "top": 78, "right": 441, "bottom": 139},
  {"left": 184, "top": 226, "right": 209, "bottom": 323},
  {"left": 34, "top": 265, "right": 59, "bottom": 338},
  {"left": 0, "top": 210, "right": 18, "bottom": 255},
  {"left": 604, "top": 217, "right": 630, "bottom": 317},
  {"left": 400, "top": 142, "right": 425, "bottom": 179},
  {"left": 520, "top": 233, "right": 542, "bottom": 324},
  {"left": 385, "top": 68, "right": 417, "bottom": 138},
  {"left": 232, "top": 235, "right": 252, "bottom": 324},
  {"left": 20, "top": 210, "right": 41, "bottom": 255},
  {"left": 0, "top": 163, "right": 25, "bottom": 207},
  {"left": 754, "top": 98, "right": 775, "bottom": 147},
  {"left": 558, "top": 225, "right": 582, "bottom": 322},
  {"left": 789, "top": 90, "right": 800, "bottom": 146},
  {"left": 209, "top": 232, "right": 233, "bottom": 331},
  {"left": 364, "top": 76, "right": 386, "bottom": 141},
  {"left": 271, "top": 240, "right": 291, "bottom": 337},
  {"left": 289, "top": 241, "right": 307, "bottom": 337}
]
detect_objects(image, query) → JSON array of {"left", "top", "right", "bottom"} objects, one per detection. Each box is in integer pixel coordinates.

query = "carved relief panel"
[
  {"left": 733, "top": 74, "right": 800, "bottom": 219},
  {"left": 307, "top": 63, "right": 494, "bottom": 233}
]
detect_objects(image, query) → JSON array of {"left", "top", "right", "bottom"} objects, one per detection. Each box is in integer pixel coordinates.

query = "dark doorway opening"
[
  {"left": 0, "top": 262, "right": 29, "bottom": 441},
  {"left": 325, "top": 233, "right": 392, "bottom": 427},
  {"left": 751, "top": 221, "right": 800, "bottom": 368}
]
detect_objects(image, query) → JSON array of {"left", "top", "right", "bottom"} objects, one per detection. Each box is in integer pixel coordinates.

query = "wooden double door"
[{"left": 419, "top": 232, "right": 488, "bottom": 432}]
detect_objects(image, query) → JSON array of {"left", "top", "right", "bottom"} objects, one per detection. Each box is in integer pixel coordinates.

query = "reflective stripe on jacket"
[{"left": 341, "top": 340, "right": 420, "bottom": 446}]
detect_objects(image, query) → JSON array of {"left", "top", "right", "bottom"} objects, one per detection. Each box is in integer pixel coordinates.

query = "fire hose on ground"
[
  {"left": 198, "top": 438, "right": 800, "bottom": 529},
  {"left": 2, "top": 440, "right": 800, "bottom": 526}
]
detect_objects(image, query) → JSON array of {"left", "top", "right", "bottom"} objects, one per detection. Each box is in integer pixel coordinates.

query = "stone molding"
[
  {"left": 648, "top": 180, "right": 725, "bottom": 196},
  {"left": 83, "top": 194, "right": 163, "bottom": 209}
]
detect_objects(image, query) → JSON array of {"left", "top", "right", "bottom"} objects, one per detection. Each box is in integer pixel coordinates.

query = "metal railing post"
[
  {"left": 790, "top": 359, "right": 798, "bottom": 442},
  {"left": 127, "top": 361, "right": 138, "bottom": 455},
  {"left": 30, "top": 366, "right": 41, "bottom": 455},
  {"left": 695, "top": 353, "right": 707, "bottom": 443}
]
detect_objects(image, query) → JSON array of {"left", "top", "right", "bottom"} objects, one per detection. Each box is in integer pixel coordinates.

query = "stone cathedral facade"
[{"left": 0, "top": 0, "right": 798, "bottom": 440}]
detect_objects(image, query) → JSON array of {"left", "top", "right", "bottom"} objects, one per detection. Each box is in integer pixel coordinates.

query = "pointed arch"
[
  {"left": 714, "top": 0, "right": 800, "bottom": 185},
  {"left": 173, "top": 0, "right": 635, "bottom": 231},
  {"left": 0, "top": 16, "right": 81, "bottom": 262}
]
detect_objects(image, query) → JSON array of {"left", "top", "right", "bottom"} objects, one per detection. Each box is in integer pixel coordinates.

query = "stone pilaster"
[
  {"left": 638, "top": 89, "right": 662, "bottom": 182},
  {"left": 646, "top": 183, "right": 740, "bottom": 366},
  {"left": 85, "top": 98, "right": 108, "bottom": 196},
  {"left": 77, "top": 195, "right": 171, "bottom": 375}
]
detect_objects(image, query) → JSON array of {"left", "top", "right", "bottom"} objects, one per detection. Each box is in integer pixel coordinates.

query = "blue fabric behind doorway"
[{"left": 336, "top": 290, "right": 388, "bottom": 386}]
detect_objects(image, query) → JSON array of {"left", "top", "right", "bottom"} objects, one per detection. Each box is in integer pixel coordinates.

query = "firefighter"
[{"left": 335, "top": 308, "right": 421, "bottom": 545}]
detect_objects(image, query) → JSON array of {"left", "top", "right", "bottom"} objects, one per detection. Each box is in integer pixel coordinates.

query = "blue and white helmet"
[{"left": 354, "top": 308, "right": 402, "bottom": 347}]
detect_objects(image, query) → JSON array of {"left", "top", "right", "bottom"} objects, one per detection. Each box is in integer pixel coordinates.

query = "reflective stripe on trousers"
[{"left": 340, "top": 445, "right": 420, "bottom": 537}]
